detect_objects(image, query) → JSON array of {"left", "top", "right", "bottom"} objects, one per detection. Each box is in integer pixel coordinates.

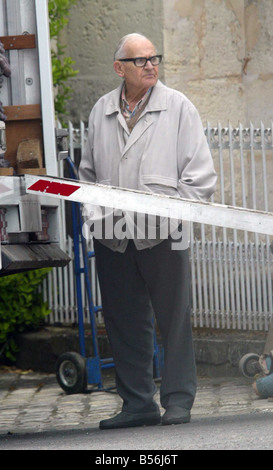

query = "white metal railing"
[{"left": 44, "top": 122, "right": 273, "bottom": 331}]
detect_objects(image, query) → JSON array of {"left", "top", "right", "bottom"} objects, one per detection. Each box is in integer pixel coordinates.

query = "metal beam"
[
  {"left": 34, "top": 0, "right": 57, "bottom": 176},
  {"left": 25, "top": 174, "right": 273, "bottom": 236}
]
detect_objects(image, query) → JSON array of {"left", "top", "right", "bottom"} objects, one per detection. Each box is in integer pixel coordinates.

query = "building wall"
[{"left": 64, "top": 0, "right": 273, "bottom": 127}]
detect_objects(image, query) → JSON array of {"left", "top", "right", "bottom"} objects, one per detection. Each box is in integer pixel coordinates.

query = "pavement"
[{"left": 0, "top": 367, "right": 273, "bottom": 436}]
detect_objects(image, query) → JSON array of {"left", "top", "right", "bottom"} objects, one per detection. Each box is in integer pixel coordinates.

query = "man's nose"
[{"left": 144, "top": 59, "right": 154, "bottom": 69}]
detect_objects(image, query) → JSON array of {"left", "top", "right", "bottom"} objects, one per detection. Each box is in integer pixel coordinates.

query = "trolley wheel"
[
  {"left": 56, "top": 352, "right": 87, "bottom": 394},
  {"left": 239, "top": 353, "right": 260, "bottom": 378}
]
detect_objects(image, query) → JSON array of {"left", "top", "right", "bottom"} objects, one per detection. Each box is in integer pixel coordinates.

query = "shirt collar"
[
  {"left": 105, "top": 80, "right": 167, "bottom": 115},
  {"left": 120, "top": 84, "right": 152, "bottom": 119}
]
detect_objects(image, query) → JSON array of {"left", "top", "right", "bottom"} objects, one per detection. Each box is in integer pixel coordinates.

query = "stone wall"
[
  {"left": 163, "top": 0, "right": 273, "bottom": 126},
  {"left": 64, "top": 0, "right": 273, "bottom": 127}
]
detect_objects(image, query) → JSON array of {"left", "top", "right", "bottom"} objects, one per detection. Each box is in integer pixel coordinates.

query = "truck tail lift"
[{"left": 0, "top": 0, "right": 69, "bottom": 275}]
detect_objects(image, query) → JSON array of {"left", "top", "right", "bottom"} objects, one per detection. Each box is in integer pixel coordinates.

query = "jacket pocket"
[
  {"left": 140, "top": 175, "right": 179, "bottom": 198},
  {"left": 141, "top": 175, "right": 178, "bottom": 188}
]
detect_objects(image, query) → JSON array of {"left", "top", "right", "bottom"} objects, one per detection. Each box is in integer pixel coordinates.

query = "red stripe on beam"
[{"left": 28, "top": 180, "right": 80, "bottom": 197}]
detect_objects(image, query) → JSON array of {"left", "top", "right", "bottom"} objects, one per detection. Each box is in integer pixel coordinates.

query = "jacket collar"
[{"left": 105, "top": 80, "right": 167, "bottom": 116}]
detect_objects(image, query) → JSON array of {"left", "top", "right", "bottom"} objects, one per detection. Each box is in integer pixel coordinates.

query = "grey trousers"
[{"left": 94, "top": 237, "right": 197, "bottom": 413}]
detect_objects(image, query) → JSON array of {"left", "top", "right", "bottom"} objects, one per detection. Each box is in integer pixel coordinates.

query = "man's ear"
[{"left": 113, "top": 60, "right": 125, "bottom": 78}]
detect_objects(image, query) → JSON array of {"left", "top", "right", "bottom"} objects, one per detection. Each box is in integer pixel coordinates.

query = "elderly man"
[{"left": 79, "top": 33, "right": 217, "bottom": 429}]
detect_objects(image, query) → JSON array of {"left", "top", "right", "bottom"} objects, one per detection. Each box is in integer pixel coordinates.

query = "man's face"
[{"left": 114, "top": 38, "right": 159, "bottom": 94}]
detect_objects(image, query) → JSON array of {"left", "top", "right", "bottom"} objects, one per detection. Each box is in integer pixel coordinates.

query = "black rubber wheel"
[
  {"left": 238, "top": 353, "right": 260, "bottom": 378},
  {"left": 56, "top": 352, "right": 87, "bottom": 394}
]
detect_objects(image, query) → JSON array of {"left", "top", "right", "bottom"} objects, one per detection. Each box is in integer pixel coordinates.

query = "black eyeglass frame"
[{"left": 118, "top": 55, "right": 163, "bottom": 67}]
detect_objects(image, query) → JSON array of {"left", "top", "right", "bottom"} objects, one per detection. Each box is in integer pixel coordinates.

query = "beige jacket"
[{"left": 79, "top": 80, "right": 217, "bottom": 251}]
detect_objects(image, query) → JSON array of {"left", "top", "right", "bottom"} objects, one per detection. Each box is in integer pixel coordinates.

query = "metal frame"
[
  {"left": 66, "top": 157, "right": 114, "bottom": 389},
  {"left": 34, "top": 0, "right": 57, "bottom": 176},
  {"left": 25, "top": 173, "right": 273, "bottom": 236}
]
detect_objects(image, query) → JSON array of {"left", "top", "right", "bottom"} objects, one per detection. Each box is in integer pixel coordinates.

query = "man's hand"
[
  {"left": 0, "top": 100, "right": 7, "bottom": 121},
  {"left": 0, "top": 41, "right": 11, "bottom": 77}
]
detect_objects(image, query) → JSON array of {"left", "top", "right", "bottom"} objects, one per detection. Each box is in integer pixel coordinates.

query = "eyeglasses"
[{"left": 118, "top": 55, "right": 162, "bottom": 67}]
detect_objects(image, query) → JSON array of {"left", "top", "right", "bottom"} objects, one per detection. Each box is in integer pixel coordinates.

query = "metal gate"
[{"left": 44, "top": 122, "right": 273, "bottom": 331}]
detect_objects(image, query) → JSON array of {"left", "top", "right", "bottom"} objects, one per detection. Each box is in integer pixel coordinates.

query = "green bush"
[
  {"left": 48, "top": 0, "right": 79, "bottom": 120},
  {"left": 0, "top": 269, "right": 51, "bottom": 362}
]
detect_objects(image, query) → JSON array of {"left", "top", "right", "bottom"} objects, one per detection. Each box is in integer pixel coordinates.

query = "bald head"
[{"left": 114, "top": 33, "right": 156, "bottom": 61}]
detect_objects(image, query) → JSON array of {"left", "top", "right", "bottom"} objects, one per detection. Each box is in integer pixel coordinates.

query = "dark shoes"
[
  {"left": 162, "top": 406, "right": 191, "bottom": 425},
  {"left": 99, "top": 406, "right": 190, "bottom": 429},
  {"left": 99, "top": 410, "right": 161, "bottom": 430}
]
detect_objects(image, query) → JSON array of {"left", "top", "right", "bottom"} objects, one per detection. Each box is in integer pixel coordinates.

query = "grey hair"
[{"left": 114, "top": 33, "right": 155, "bottom": 60}]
